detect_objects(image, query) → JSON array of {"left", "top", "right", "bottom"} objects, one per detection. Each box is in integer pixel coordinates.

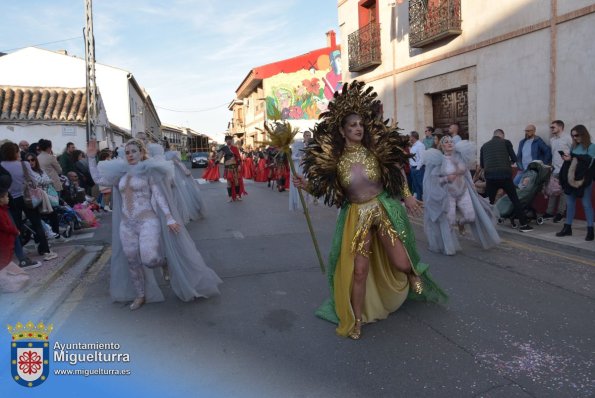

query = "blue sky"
[{"left": 0, "top": 0, "right": 340, "bottom": 140}]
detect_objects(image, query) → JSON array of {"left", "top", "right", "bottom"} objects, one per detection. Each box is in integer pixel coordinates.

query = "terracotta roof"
[{"left": 0, "top": 86, "right": 87, "bottom": 123}]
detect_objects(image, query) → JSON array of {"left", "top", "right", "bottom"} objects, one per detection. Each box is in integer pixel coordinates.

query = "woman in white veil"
[
  {"left": 165, "top": 150, "right": 205, "bottom": 222},
  {"left": 289, "top": 131, "right": 312, "bottom": 211},
  {"left": 423, "top": 136, "right": 500, "bottom": 255},
  {"left": 88, "top": 139, "right": 220, "bottom": 310}
]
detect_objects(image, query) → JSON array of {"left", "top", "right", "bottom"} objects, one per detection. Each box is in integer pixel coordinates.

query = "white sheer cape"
[
  {"left": 92, "top": 157, "right": 221, "bottom": 303},
  {"left": 165, "top": 151, "right": 205, "bottom": 223},
  {"left": 422, "top": 141, "right": 501, "bottom": 255}
]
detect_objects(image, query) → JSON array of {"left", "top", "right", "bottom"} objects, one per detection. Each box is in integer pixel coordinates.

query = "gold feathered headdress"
[{"left": 302, "top": 81, "right": 411, "bottom": 207}]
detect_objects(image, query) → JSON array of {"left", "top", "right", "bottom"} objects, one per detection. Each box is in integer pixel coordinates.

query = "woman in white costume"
[
  {"left": 165, "top": 150, "right": 205, "bottom": 222},
  {"left": 147, "top": 143, "right": 204, "bottom": 224},
  {"left": 423, "top": 136, "right": 500, "bottom": 255},
  {"left": 289, "top": 131, "right": 313, "bottom": 211},
  {"left": 88, "top": 139, "right": 221, "bottom": 310}
]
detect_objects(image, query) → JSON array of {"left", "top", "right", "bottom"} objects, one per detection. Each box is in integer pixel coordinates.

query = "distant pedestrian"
[
  {"left": 544, "top": 120, "right": 572, "bottom": 222},
  {"left": 409, "top": 131, "right": 425, "bottom": 200},
  {"left": 18, "top": 141, "right": 29, "bottom": 161},
  {"left": 431, "top": 128, "right": 444, "bottom": 149},
  {"left": 289, "top": 131, "right": 313, "bottom": 211},
  {"left": 58, "top": 142, "right": 76, "bottom": 175},
  {"left": 449, "top": 123, "right": 462, "bottom": 144},
  {"left": 37, "top": 139, "right": 63, "bottom": 193},
  {"left": 422, "top": 126, "right": 435, "bottom": 149}
]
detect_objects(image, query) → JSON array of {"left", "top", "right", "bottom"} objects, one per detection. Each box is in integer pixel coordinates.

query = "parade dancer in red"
[
  {"left": 203, "top": 150, "right": 220, "bottom": 182},
  {"left": 218, "top": 136, "right": 247, "bottom": 202},
  {"left": 254, "top": 151, "right": 268, "bottom": 182},
  {"left": 242, "top": 148, "right": 255, "bottom": 180}
]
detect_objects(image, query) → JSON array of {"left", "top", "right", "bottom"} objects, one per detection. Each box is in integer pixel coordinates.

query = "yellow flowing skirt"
[{"left": 333, "top": 197, "right": 409, "bottom": 337}]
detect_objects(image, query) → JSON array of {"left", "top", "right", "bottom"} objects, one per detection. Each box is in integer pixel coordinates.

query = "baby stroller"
[
  {"left": 20, "top": 199, "right": 82, "bottom": 247},
  {"left": 53, "top": 199, "right": 82, "bottom": 238},
  {"left": 495, "top": 160, "right": 552, "bottom": 227}
]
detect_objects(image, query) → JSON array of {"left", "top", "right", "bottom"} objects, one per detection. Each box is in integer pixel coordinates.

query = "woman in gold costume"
[{"left": 294, "top": 82, "right": 447, "bottom": 339}]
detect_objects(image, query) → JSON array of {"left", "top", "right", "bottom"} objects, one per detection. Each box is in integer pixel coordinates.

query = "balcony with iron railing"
[
  {"left": 348, "top": 22, "right": 382, "bottom": 72},
  {"left": 409, "top": 0, "right": 462, "bottom": 48}
]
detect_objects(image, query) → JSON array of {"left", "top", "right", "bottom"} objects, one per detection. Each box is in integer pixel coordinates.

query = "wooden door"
[{"left": 432, "top": 87, "right": 468, "bottom": 139}]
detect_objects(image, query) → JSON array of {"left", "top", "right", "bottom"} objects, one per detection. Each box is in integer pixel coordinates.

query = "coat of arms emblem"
[{"left": 7, "top": 321, "right": 53, "bottom": 387}]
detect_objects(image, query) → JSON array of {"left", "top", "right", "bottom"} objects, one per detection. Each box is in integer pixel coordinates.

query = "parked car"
[{"left": 191, "top": 152, "right": 209, "bottom": 168}]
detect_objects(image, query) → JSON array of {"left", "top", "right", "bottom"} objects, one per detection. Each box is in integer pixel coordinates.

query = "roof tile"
[{"left": 0, "top": 86, "right": 87, "bottom": 123}]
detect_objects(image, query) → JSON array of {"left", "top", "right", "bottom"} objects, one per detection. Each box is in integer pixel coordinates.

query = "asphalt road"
[{"left": 39, "top": 165, "right": 595, "bottom": 397}]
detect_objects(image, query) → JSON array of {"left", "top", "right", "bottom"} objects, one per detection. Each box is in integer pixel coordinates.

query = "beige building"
[
  {"left": 161, "top": 124, "right": 185, "bottom": 152},
  {"left": 227, "top": 99, "right": 246, "bottom": 145},
  {"left": 338, "top": 0, "right": 595, "bottom": 147}
]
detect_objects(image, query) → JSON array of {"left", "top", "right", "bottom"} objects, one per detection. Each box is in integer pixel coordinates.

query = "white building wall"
[
  {"left": 0, "top": 48, "right": 83, "bottom": 88},
  {"left": 95, "top": 63, "right": 132, "bottom": 131},
  {"left": 0, "top": 47, "right": 153, "bottom": 136},
  {"left": 128, "top": 85, "right": 145, "bottom": 136},
  {"left": 338, "top": 0, "right": 595, "bottom": 151},
  {"left": 0, "top": 124, "right": 87, "bottom": 152},
  {"left": 555, "top": 12, "right": 595, "bottom": 129}
]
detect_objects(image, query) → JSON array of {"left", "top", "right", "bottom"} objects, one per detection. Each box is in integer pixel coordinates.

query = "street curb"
[
  {"left": 2, "top": 246, "right": 105, "bottom": 324},
  {"left": 497, "top": 227, "right": 595, "bottom": 258},
  {"left": 32, "top": 246, "right": 86, "bottom": 292}
]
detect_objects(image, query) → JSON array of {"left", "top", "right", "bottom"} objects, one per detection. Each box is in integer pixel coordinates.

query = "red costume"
[
  {"left": 203, "top": 154, "right": 221, "bottom": 182},
  {"left": 219, "top": 142, "right": 247, "bottom": 201},
  {"left": 0, "top": 204, "right": 19, "bottom": 269},
  {"left": 242, "top": 154, "right": 254, "bottom": 179},
  {"left": 254, "top": 156, "right": 268, "bottom": 182}
]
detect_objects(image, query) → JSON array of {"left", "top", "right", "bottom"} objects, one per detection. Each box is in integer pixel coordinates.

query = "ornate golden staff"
[{"left": 257, "top": 122, "right": 326, "bottom": 274}]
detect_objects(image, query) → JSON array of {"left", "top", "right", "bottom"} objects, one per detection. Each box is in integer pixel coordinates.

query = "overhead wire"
[
  {"left": 1, "top": 36, "right": 83, "bottom": 53},
  {"left": 155, "top": 102, "right": 230, "bottom": 113},
  {"left": 2, "top": 37, "right": 230, "bottom": 116}
]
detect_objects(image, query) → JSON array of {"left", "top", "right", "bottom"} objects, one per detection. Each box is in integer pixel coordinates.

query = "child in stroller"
[
  {"left": 495, "top": 160, "right": 552, "bottom": 227},
  {"left": 21, "top": 198, "right": 82, "bottom": 245},
  {"left": 51, "top": 199, "right": 82, "bottom": 238}
]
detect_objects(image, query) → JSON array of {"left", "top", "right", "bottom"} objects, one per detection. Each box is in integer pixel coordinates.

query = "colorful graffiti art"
[{"left": 265, "top": 50, "right": 342, "bottom": 121}]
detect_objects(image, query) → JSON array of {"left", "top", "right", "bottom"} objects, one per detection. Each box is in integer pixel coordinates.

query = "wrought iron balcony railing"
[
  {"left": 409, "top": 0, "right": 462, "bottom": 48},
  {"left": 348, "top": 22, "right": 381, "bottom": 72}
]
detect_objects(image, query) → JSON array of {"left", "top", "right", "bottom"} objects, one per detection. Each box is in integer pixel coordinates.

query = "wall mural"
[{"left": 265, "top": 50, "right": 342, "bottom": 121}]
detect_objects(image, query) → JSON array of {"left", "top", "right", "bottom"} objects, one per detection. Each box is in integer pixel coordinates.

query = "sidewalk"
[
  {"left": 495, "top": 217, "right": 595, "bottom": 258},
  {"left": 0, "top": 242, "right": 106, "bottom": 324}
]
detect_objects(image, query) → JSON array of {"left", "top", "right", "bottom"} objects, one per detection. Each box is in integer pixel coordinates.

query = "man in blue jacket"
[{"left": 514, "top": 124, "right": 552, "bottom": 185}]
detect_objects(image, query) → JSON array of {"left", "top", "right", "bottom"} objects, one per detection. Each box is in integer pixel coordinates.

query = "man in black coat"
[{"left": 480, "top": 129, "right": 533, "bottom": 232}]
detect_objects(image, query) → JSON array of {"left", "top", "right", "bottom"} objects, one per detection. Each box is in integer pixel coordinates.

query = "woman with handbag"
[
  {"left": 0, "top": 142, "right": 57, "bottom": 261},
  {"left": 557, "top": 125, "right": 595, "bottom": 241},
  {"left": 25, "top": 154, "right": 62, "bottom": 240}
]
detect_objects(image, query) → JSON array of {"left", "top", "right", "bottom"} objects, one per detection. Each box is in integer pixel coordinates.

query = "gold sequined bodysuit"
[
  {"left": 337, "top": 144, "right": 383, "bottom": 203},
  {"left": 337, "top": 144, "right": 399, "bottom": 257}
]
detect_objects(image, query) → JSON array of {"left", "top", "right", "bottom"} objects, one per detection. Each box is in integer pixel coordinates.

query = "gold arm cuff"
[{"left": 401, "top": 184, "right": 412, "bottom": 198}]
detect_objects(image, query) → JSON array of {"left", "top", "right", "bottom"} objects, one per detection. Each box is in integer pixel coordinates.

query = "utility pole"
[{"left": 84, "top": 0, "right": 98, "bottom": 142}]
